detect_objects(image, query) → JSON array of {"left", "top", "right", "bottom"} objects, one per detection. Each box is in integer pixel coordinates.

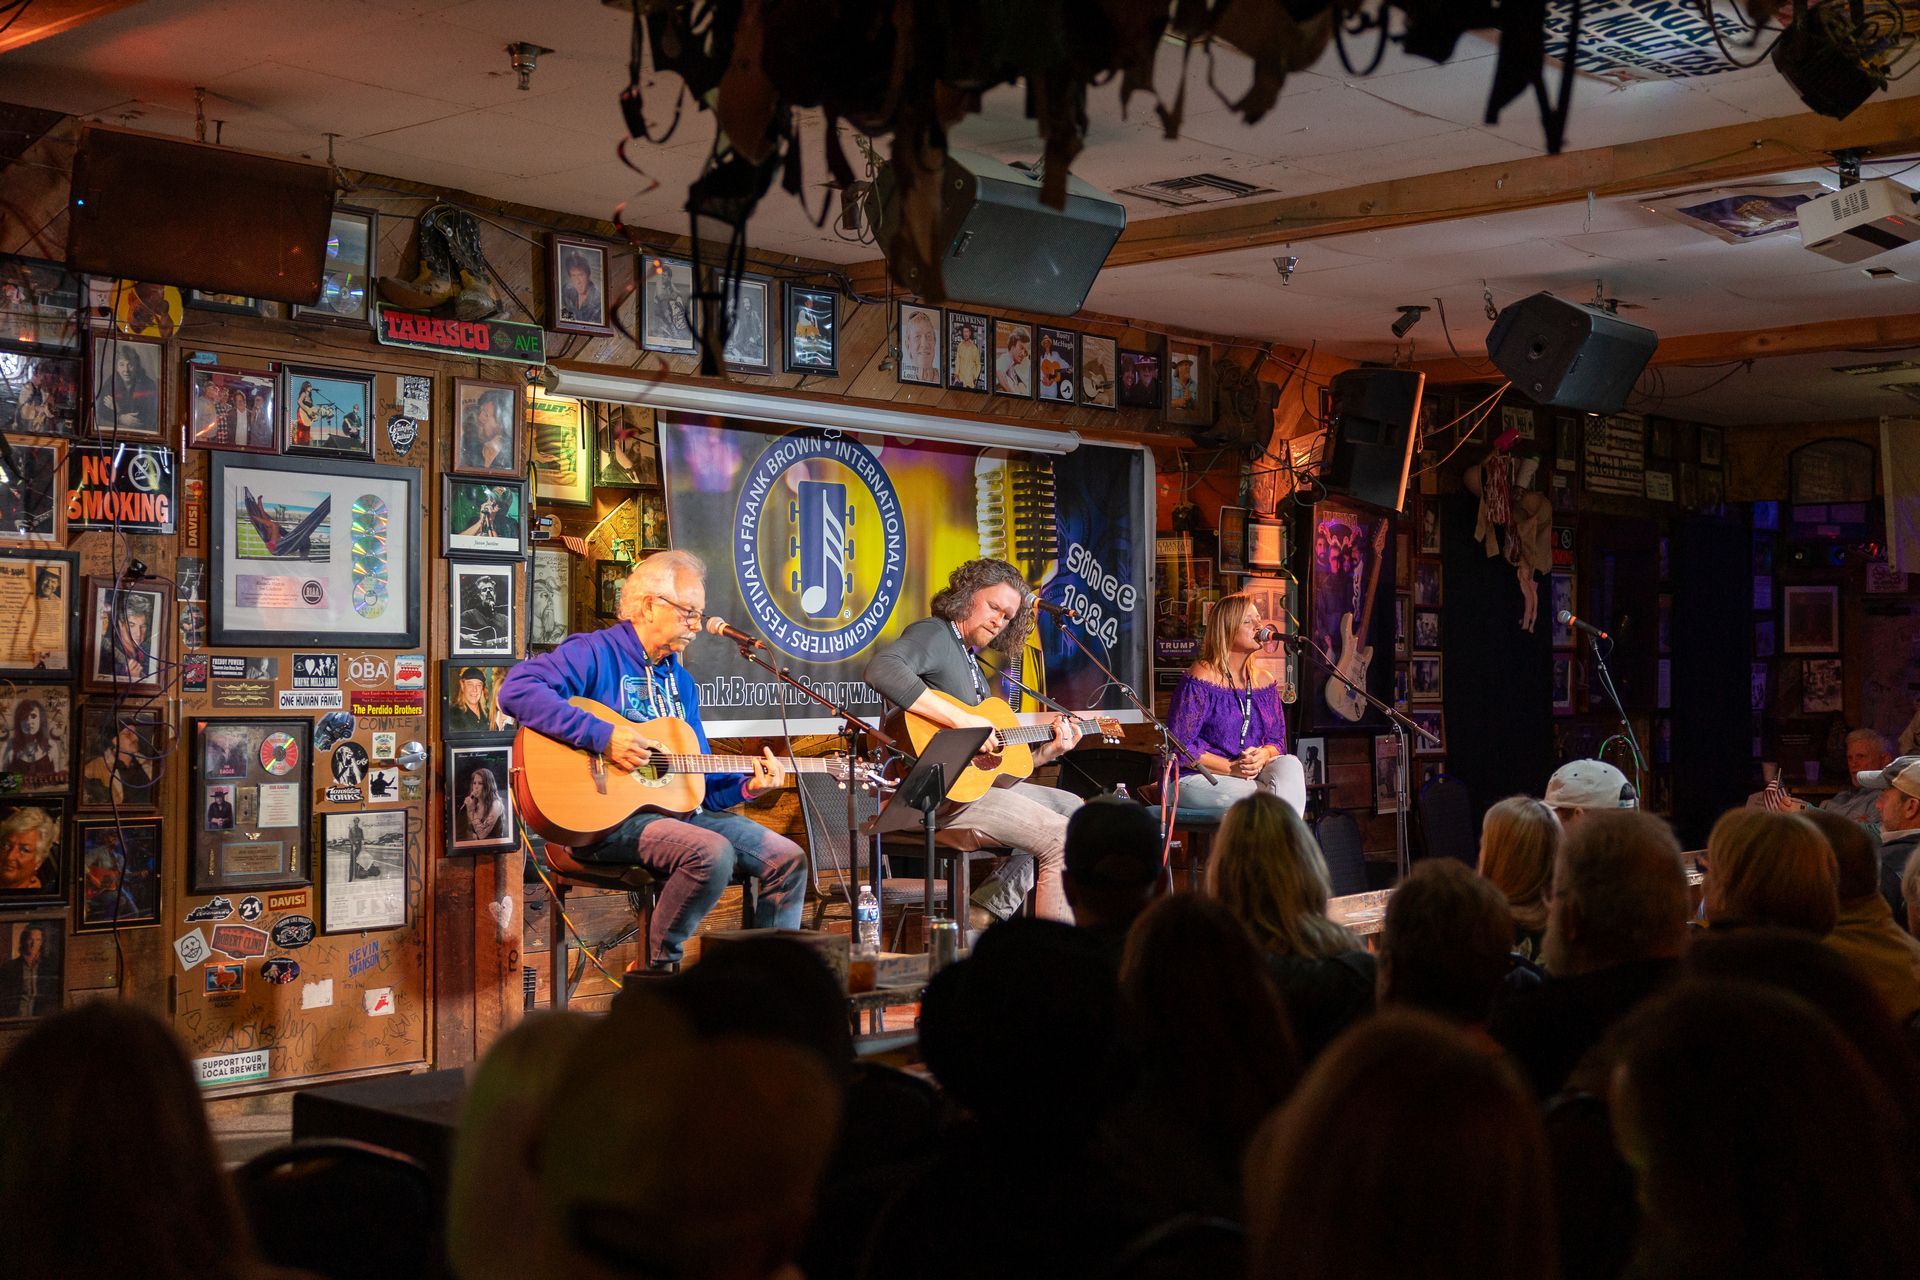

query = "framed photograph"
[
  {"left": 1551, "top": 653, "right": 1575, "bottom": 715},
  {"left": 1782, "top": 585, "right": 1840, "bottom": 653},
  {"left": 1295, "top": 736, "right": 1327, "bottom": 787},
  {"left": 189, "top": 718, "right": 312, "bottom": 894},
  {"left": 0, "top": 347, "right": 80, "bottom": 436},
  {"left": 595, "top": 559, "right": 629, "bottom": 619},
  {"left": 897, "top": 302, "right": 943, "bottom": 387},
  {"left": 0, "top": 255, "right": 83, "bottom": 351},
  {"left": 1550, "top": 575, "right": 1575, "bottom": 647},
  {"left": 1166, "top": 339, "right": 1209, "bottom": 426},
  {"left": 529, "top": 393, "right": 591, "bottom": 506},
  {"left": 209, "top": 452, "right": 422, "bottom": 649},
  {"left": 0, "top": 550, "right": 77, "bottom": 680},
  {"left": 452, "top": 561, "right": 516, "bottom": 657},
  {"left": 1412, "top": 607, "right": 1442, "bottom": 654},
  {"left": 0, "top": 915, "right": 63, "bottom": 1020},
  {"left": 1308, "top": 499, "right": 1397, "bottom": 730},
  {"left": 593, "top": 403, "right": 659, "bottom": 487},
  {"left": 282, "top": 365, "right": 373, "bottom": 458},
  {"left": 442, "top": 661, "right": 516, "bottom": 739},
  {"left": 1078, "top": 334, "right": 1117, "bottom": 410},
  {"left": 186, "top": 363, "right": 277, "bottom": 452},
  {"left": 1037, "top": 326, "right": 1076, "bottom": 403},
  {"left": 639, "top": 251, "right": 696, "bottom": 354},
  {"left": 0, "top": 800, "right": 64, "bottom": 909},
  {"left": 1411, "top": 709, "right": 1446, "bottom": 755},
  {"left": 186, "top": 290, "right": 262, "bottom": 316},
  {"left": 452, "top": 378, "right": 522, "bottom": 477},
  {"left": 102, "top": 280, "right": 180, "bottom": 338},
  {"left": 81, "top": 576, "right": 172, "bottom": 695},
  {"left": 1373, "top": 734, "right": 1402, "bottom": 815},
  {"left": 89, "top": 334, "right": 165, "bottom": 438},
  {"left": 638, "top": 488, "right": 670, "bottom": 550},
  {"left": 946, "top": 310, "right": 989, "bottom": 392},
  {"left": 76, "top": 704, "right": 163, "bottom": 811},
  {"left": 1393, "top": 664, "right": 1410, "bottom": 710},
  {"left": 991, "top": 319, "right": 1035, "bottom": 397},
  {"left": 1801, "top": 658, "right": 1843, "bottom": 714},
  {"left": 449, "top": 742, "right": 518, "bottom": 854},
  {"left": 1700, "top": 425, "right": 1724, "bottom": 468},
  {"left": 783, "top": 285, "right": 837, "bottom": 373},
  {"left": 1412, "top": 559, "right": 1443, "bottom": 607},
  {"left": 293, "top": 205, "right": 376, "bottom": 326},
  {"left": 73, "top": 816, "right": 162, "bottom": 931},
  {"left": 720, "top": 272, "right": 774, "bottom": 374},
  {"left": 1218, "top": 506, "right": 1248, "bottom": 576},
  {"left": 0, "top": 687, "right": 70, "bottom": 796},
  {"left": 530, "top": 546, "right": 571, "bottom": 647},
  {"left": 1394, "top": 595, "right": 1410, "bottom": 660},
  {"left": 321, "top": 809, "right": 409, "bottom": 934},
  {"left": 549, "top": 234, "right": 615, "bottom": 336},
  {"left": 1118, "top": 346, "right": 1164, "bottom": 409},
  {"left": 444, "top": 476, "right": 529, "bottom": 561},
  {"left": 0, "top": 440, "right": 63, "bottom": 545},
  {"left": 1417, "top": 501, "right": 1442, "bottom": 556},
  {"left": 1410, "top": 655, "right": 1443, "bottom": 702}
]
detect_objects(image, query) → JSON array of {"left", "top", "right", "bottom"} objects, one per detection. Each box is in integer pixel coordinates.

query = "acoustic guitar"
[
  {"left": 1325, "top": 520, "right": 1391, "bottom": 722},
  {"left": 512, "top": 698, "right": 871, "bottom": 845},
  {"left": 886, "top": 688, "right": 1122, "bottom": 805}
]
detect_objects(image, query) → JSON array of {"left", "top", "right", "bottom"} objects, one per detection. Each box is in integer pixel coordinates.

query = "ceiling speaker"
[
  {"left": 1486, "top": 292, "right": 1657, "bottom": 416},
  {"left": 1322, "top": 368, "right": 1425, "bottom": 513}
]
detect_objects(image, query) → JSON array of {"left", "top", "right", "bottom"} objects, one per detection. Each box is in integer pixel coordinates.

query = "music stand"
[{"left": 865, "top": 726, "right": 993, "bottom": 946}]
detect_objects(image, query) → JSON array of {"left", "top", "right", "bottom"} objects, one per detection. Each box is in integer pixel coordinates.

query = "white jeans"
[
  {"left": 1170, "top": 755, "right": 1307, "bottom": 818},
  {"left": 945, "top": 780, "right": 1081, "bottom": 922}
]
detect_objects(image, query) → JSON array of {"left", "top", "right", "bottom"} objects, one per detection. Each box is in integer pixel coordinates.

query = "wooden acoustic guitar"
[
  {"left": 1325, "top": 520, "right": 1391, "bottom": 723},
  {"left": 513, "top": 698, "right": 870, "bottom": 845},
  {"left": 885, "top": 688, "right": 1122, "bottom": 805}
]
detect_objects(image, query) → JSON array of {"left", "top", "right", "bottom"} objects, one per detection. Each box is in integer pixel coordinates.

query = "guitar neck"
[
  {"left": 653, "top": 753, "right": 839, "bottom": 774},
  {"left": 1352, "top": 534, "right": 1390, "bottom": 639},
  {"left": 997, "top": 716, "right": 1102, "bottom": 747}
]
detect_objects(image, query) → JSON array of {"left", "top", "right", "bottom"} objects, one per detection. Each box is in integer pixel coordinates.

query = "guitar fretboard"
[
  {"left": 996, "top": 717, "right": 1104, "bottom": 746},
  {"left": 646, "top": 754, "right": 843, "bottom": 773}
]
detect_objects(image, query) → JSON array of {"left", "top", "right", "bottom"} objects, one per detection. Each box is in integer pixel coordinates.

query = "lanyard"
[
  {"left": 643, "top": 660, "right": 681, "bottom": 721},
  {"left": 950, "top": 622, "right": 989, "bottom": 701},
  {"left": 1236, "top": 678, "right": 1254, "bottom": 749}
]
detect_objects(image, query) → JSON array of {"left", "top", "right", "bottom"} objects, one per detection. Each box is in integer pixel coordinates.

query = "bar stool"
[{"left": 536, "top": 840, "right": 660, "bottom": 1008}]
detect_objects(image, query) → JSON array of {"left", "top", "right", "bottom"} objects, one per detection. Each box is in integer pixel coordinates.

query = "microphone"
[
  {"left": 1253, "top": 623, "right": 1282, "bottom": 644},
  {"left": 1030, "top": 597, "right": 1081, "bottom": 622},
  {"left": 1257, "top": 626, "right": 1309, "bottom": 649},
  {"left": 1556, "top": 609, "right": 1610, "bottom": 642},
  {"left": 703, "top": 616, "right": 767, "bottom": 650}
]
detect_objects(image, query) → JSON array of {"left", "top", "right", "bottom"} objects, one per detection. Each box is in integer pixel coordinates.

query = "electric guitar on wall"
[
  {"left": 1325, "top": 521, "right": 1391, "bottom": 722},
  {"left": 885, "top": 688, "right": 1122, "bottom": 805},
  {"left": 513, "top": 698, "right": 874, "bottom": 845}
]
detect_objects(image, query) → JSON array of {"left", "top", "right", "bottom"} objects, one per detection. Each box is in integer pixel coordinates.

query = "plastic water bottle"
[
  {"left": 855, "top": 884, "right": 881, "bottom": 955},
  {"left": 1112, "top": 783, "right": 1131, "bottom": 801}
]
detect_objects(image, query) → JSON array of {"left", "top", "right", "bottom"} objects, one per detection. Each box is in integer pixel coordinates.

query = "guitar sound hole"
[{"left": 633, "top": 743, "right": 670, "bottom": 786}]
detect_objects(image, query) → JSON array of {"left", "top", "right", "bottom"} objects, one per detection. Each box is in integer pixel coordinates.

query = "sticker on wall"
[
  {"left": 301, "top": 978, "right": 334, "bottom": 1009},
  {"left": 194, "top": 1049, "right": 270, "bottom": 1086},
  {"left": 205, "top": 963, "right": 243, "bottom": 995},
  {"left": 367, "top": 766, "right": 399, "bottom": 802},
  {"left": 174, "top": 928, "right": 211, "bottom": 970},
  {"left": 398, "top": 376, "right": 431, "bottom": 420},
  {"left": 279, "top": 689, "right": 344, "bottom": 711},
  {"left": 394, "top": 656, "right": 425, "bottom": 689},
  {"left": 212, "top": 680, "right": 274, "bottom": 708},
  {"left": 179, "top": 601, "right": 207, "bottom": 648},
  {"left": 347, "top": 655, "right": 389, "bottom": 688},
  {"left": 400, "top": 774, "right": 422, "bottom": 801},
  {"left": 185, "top": 897, "right": 233, "bottom": 924},
  {"left": 331, "top": 742, "right": 369, "bottom": 785},
  {"left": 261, "top": 957, "right": 301, "bottom": 985},
  {"left": 351, "top": 493, "right": 389, "bottom": 619},
  {"left": 292, "top": 653, "right": 339, "bottom": 688},
  {"left": 386, "top": 416, "right": 419, "bottom": 457},
  {"left": 182, "top": 653, "right": 209, "bottom": 692},
  {"left": 364, "top": 987, "right": 395, "bottom": 1016},
  {"left": 238, "top": 895, "right": 264, "bottom": 922},
  {"left": 266, "top": 889, "right": 309, "bottom": 914},
  {"left": 270, "top": 914, "right": 316, "bottom": 949},
  {"left": 182, "top": 479, "right": 206, "bottom": 551},
  {"left": 210, "top": 923, "right": 269, "bottom": 958},
  {"left": 371, "top": 731, "right": 395, "bottom": 761},
  {"left": 350, "top": 690, "right": 425, "bottom": 717}
]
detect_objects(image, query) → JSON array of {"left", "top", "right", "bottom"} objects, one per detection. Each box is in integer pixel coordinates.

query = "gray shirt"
[{"left": 863, "top": 617, "right": 990, "bottom": 711}]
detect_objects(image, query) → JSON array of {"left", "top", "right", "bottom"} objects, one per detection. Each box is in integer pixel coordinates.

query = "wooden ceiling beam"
[{"left": 843, "top": 94, "right": 1920, "bottom": 296}]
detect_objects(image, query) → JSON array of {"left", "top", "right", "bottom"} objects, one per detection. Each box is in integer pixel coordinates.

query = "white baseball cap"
[
  {"left": 1544, "top": 759, "right": 1638, "bottom": 811},
  {"left": 1854, "top": 755, "right": 1920, "bottom": 801}
]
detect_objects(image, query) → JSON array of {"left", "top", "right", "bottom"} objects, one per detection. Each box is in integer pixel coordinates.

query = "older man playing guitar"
[
  {"left": 864, "top": 558, "right": 1109, "bottom": 926},
  {"left": 499, "top": 550, "right": 806, "bottom": 969}
]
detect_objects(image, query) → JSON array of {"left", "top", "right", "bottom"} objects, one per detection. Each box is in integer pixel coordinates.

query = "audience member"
[
  {"left": 1542, "top": 758, "right": 1637, "bottom": 827},
  {"left": 1062, "top": 796, "right": 1167, "bottom": 952},
  {"left": 1490, "top": 810, "right": 1689, "bottom": 1097},
  {"left": 1700, "top": 808, "right": 1838, "bottom": 935},
  {"left": 649, "top": 934, "right": 854, "bottom": 1069},
  {"left": 1377, "top": 858, "right": 1515, "bottom": 1026},
  {"left": 1906, "top": 847, "right": 1920, "bottom": 935},
  {"left": 1244, "top": 1010, "right": 1553, "bottom": 1280},
  {"left": 1853, "top": 755, "right": 1920, "bottom": 927},
  {"left": 1476, "top": 794, "right": 1559, "bottom": 960},
  {"left": 0, "top": 1002, "right": 275, "bottom": 1280},
  {"left": 1806, "top": 808, "right": 1920, "bottom": 1027},
  {"left": 1826, "top": 729, "right": 1895, "bottom": 831},
  {"left": 1207, "top": 792, "right": 1374, "bottom": 1062},
  {"left": 1610, "top": 980, "right": 1920, "bottom": 1280}
]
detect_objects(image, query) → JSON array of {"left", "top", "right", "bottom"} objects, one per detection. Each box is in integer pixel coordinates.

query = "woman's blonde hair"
[
  {"left": 1704, "top": 809, "right": 1838, "bottom": 935},
  {"left": 1207, "top": 792, "right": 1359, "bottom": 960},
  {"left": 1197, "top": 592, "right": 1257, "bottom": 679},
  {"left": 1477, "top": 795, "right": 1559, "bottom": 934}
]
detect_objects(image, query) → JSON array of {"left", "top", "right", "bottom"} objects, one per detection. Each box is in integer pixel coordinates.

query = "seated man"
[
  {"left": 1825, "top": 729, "right": 1894, "bottom": 834},
  {"left": 498, "top": 550, "right": 805, "bottom": 968},
  {"left": 1807, "top": 808, "right": 1920, "bottom": 1026},
  {"left": 1062, "top": 796, "right": 1166, "bottom": 952},
  {"left": 1850, "top": 755, "right": 1920, "bottom": 931},
  {"left": 1543, "top": 759, "right": 1637, "bottom": 830}
]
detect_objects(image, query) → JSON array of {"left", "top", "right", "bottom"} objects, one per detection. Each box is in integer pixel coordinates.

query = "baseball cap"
[
  {"left": 1854, "top": 755, "right": 1920, "bottom": 800},
  {"left": 1544, "top": 759, "right": 1638, "bottom": 812}
]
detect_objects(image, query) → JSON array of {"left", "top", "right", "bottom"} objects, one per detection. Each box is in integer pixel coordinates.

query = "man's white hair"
[
  {"left": 620, "top": 549, "right": 706, "bottom": 622},
  {"left": 1847, "top": 727, "right": 1894, "bottom": 756}
]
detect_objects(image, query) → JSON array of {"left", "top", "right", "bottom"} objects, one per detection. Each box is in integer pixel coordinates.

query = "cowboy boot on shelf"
[
  {"left": 377, "top": 204, "right": 459, "bottom": 311},
  {"left": 442, "top": 208, "right": 502, "bottom": 321}
]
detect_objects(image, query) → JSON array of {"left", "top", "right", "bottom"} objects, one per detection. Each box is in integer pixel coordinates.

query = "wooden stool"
[{"left": 539, "top": 842, "right": 660, "bottom": 1008}]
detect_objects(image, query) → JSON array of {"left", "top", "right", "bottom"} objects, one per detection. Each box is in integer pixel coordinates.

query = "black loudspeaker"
[
  {"left": 1323, "top": 368, "right": 1424, "bottom": 512},
  {"left": 1486, "top": 292, "right": 1658, "bottom": 415},
  {"left": 67, "top": 126, "right": 335, "bottom": 305},
  {"left": 876, "top": 149, "right": 1126, "bottom": 316}
]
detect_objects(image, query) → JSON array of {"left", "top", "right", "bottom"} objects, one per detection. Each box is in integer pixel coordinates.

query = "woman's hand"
[{"left": 1234, "top": 745, "right": 1279, "bottom": 778}]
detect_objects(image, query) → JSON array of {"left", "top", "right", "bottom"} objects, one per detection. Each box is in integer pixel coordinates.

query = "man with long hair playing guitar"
[{"left": 498, "top": 550, "right": 805, "bottom": 970}]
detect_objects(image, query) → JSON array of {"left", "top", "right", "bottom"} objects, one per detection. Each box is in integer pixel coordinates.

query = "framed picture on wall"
[
  {"left": 1412, "top": 608, "right": 1442, "bottom": 654},
  {"left": 186, "top": 363, "right": 277, "bottom": 452},
  {"left": 946, "top": 310, "right": 989, "bottom": 392},
  {"left": 0, "top": 348, "right": 81, "bottom": 437},
  {"left": 783, "top": 286, "right": 837, "bottom": 374},
  {"left": 0, "top": 915, "right": 62, "bottom": 1020},
  {"left": 0, "top": 254, "right": 83, "bottom": 351},
  {"left": 1394, "top": 595, "right": 1410, "bottom": 660},
  {"left": 75, "top": 703, "right": 163, "bottom": 811},
  {"left": 0, "top": 549, "right": 77, "bottom": 680},
  {"left": 1412, "top": 559, "right": 1443, "bottom": 607},
  {"left": 1078, "top": 335, "right": 1117, "bottom": 410},
  {"left": 720, "top": 272, "right": 774, "bottom": 374},
  {"left": 1782, "top": 585, "right": 1840, "bottom": 653},
  {"left": 281, "top": 365, "right": 374, "bottom": 458},
  {"left": 1411, "top": 709, "right": 1445, "bottom": 755},
  {"left": 530, "top": 546, "right": 570, "bottom": 647},
  {"left": 0, "top": 686, "right": 71, "bottom": 795},
  {"left": 595, "top": 559, "right": 629, "bottom": 619},
  {"left": 1373, "top": 735, "right": 1402, "bottom": 815},
  {"left": 293, "top": 205, "right": 376, "bottom": 326},
  {"left": 1218, "top": 506, "right": 1248, "bottom": 575},
  {"left": 0, "top": 439, "right": 64, "bottom": 545},
  {"left": 1117, "top": 346, "right": 1164, "bottom": 409},
  {"left": 639, "top": 252, "right": 696, "bottom": 354},
  {"left": 81, "top": 576, "right": 172, "bottom": 695},
  {"left": 1552, "top": 653, "right": 1575, "bottom": 715},
  {"left": 188, "top": 717, "right": 311, "bottom": 893},
  {"left": 451, "top": 377, "right": 521, "bottom": 477},
  {"left": 991, "top": 319, "right": 1035, "bottom": 397},
  {"left": 89, "top": 333, "right": 165, "bottom": 438},
  {"left": 1166, "top": 339, "right": 1209, "bottom": 426},
  {"left": 210, "top": 453, "right": 421, "bottom": 648},
  {"left": 593, "top": 403, "right": 659, "bottom": 487},
  {"left": 1801, "top": 658, "right": 1843, "bottom": 714},
  {"left": 1037, "top": 326, "right": 1076, "bottom": 402},
  {"left": 451, "top": 561, "right": 516, "bottom": 658},
  {"left": 638, "top": 488, "right": 670, "bottom": 550},
  {"left": 0, "top": 799, "right": 64, "bottom": 909},
  {"left": 1410, "top": 655, "right": 1443, "bottom": 702},
  {"left": 186, "top": 290, "right": 261, "bottom": 316},
  {"left": 1295, "top": 736, "right": 1326, "bottom": 787},
  {"left": 321, "top": 809, "right": 409, "bottom": 934},
  {"left": 897, "top": 302, "right": 942, "bottom": 387},
  {"left": 1308, "top": 499, "right": 1396, "bottom": 730},
  {"left": 549, "top": 233, "right": 615, "bottom": 336},
  {"left": 443, "top": 476, "right": 529, "bottom": 561},
  {"left": 441, "top": 660, "right": 516, "bottom": 740},
  {"left": 529, "top": 393, "right": 592, "bottom": 506},
  {"left": 73, "top": 816, "right": 163, "bottom": 932},
  {"left": 448, "top": 742, "right": 518, "bottom": 855},
  {"left": 1550, "top": 575, "right": 1575, "bottom": 647}
]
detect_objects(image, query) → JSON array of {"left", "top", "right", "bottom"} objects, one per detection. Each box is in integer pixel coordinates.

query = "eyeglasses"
[{"left": 652, "top": 595, "right": 705, "bottom": 626}]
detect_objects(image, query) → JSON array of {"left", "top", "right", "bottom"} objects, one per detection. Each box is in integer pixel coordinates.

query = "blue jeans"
[{"left": 579, "top": 808, "right": 806, "bottom": 965}]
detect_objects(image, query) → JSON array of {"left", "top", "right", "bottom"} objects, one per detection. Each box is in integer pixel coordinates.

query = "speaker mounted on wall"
[
  {"left": 1322, "top": 368, "right": 1425, "bottom": 513},
  {"left": 67, "top": 125, "right": 335, "bottom": 305},
  {"left": 1486, "top": 292, "right": 1658, "bottom": 415}
]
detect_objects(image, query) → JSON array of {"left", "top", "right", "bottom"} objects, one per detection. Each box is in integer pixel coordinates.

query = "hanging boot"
[
  {"left": 442, "top": 209, "right": 502, "bottom": 321},
  {"left": 377, "top": 204, "right": 459, "bottom": 312}
]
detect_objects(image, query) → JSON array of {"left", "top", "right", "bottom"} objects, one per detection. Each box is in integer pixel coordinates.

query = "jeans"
[
  {"left": 1171, "top": 754, "right": 1307, "bottom": 819},
  {"left": 946, "top": 781, "right": 1082, "bottom": 922},
  {"left": 578, "top": 808, "right": 807, "bottom": 965}
]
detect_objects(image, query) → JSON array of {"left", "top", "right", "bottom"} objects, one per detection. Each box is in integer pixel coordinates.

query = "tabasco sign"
[{"left": 374, "top": 305, "right": 546, "bottom": 365}]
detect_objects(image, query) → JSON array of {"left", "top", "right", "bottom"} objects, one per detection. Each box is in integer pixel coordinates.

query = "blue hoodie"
[{"left": 496, "top": 621, "right": 748, "bottom": 812}]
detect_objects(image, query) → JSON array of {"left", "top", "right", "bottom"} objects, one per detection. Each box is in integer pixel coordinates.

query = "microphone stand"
[
  {"left": 1282, "top": 634, "right": 1437, "bottom": 881},
  {"left": 1585, "top": 632, "right": 1646, "bottom": 804}
]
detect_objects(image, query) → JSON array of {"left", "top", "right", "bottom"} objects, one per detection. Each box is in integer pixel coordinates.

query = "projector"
[{"left": 1797, "top": 179, "right": 1920, "bottom": 263}]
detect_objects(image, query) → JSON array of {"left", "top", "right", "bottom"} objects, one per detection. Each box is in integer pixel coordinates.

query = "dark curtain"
[
  {"left": 1670, "top": 514, "right": 1749, "bottom": 848},
  {"left": 1440, "top": 492, "right": 1554, "bottom": 826}
]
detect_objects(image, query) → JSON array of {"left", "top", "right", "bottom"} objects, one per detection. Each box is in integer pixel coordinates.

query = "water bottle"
[
  {"left": 855, "top": 884, "right": 881, "bottom": 955},
  {"left": 1112, "top": 783, "right": 1131, "bottom": 801}
]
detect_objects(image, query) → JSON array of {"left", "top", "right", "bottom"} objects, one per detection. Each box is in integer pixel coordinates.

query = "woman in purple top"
[{"left": 1167, "top": 592, "right": 1306, "bottom": 816}]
